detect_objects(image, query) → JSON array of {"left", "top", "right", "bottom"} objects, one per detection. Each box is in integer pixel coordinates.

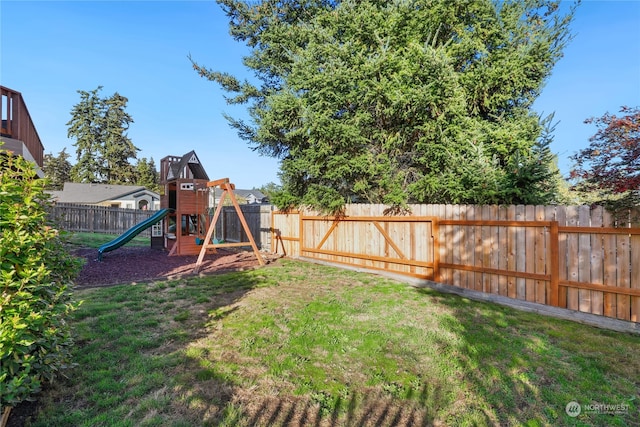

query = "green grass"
[
  {"left": 66, "top": 231, "right": 150, "bottom": 248},
  {"left": 31, "top": 260, "right": 639, "bottom": 426}
]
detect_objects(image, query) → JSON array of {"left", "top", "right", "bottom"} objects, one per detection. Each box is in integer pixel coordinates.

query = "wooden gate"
[{"left": 273, "top": 211, "right": 437, "bottom": 279}]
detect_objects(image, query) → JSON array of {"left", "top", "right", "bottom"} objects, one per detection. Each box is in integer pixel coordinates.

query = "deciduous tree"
[
  {"left": 570, "top": 106, "right": 639, "bottom": 196},
  {"left": 570, "top": 106, "right": 639, "bottom": 223}
]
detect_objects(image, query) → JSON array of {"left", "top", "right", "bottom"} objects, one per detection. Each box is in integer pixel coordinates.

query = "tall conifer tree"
[
  {"left": 193, "top": 0, "right": 577, "bottom": 212},
  {"left": 67, "top": 87, "right": 139, "bottom": 184},
  {"left": 43, "top": 148, "right": 72, "bottom": 190},
  {"left": 67, "top": 87, "right": 105, "bottom": 183},
  {"left": 135, "top": 157, "right": 160, "bottom": 192}
]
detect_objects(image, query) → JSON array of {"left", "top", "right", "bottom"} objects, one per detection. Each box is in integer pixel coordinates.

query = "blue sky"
[{"left": 1, "top": 1, "right": 639, "bottom": 189}]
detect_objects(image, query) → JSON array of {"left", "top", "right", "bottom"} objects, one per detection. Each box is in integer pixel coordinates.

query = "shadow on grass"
[
  {"left": 31, "top": 259, "right": 640, "bottom": 426},
  {"left": 25, "top": 269, "right": 266, "bottom": 427},
  {"left": 412, "top": 287, "right": 556, "bottom": 424},
  {"left": 412, "top": 286, "right": 640, "bottom": 426},
  {"left": 168, "top": 268, "right": 453, "bottom": 426},
  {"left": 169, "top": 380, "right": 444, "bottom": 426}
]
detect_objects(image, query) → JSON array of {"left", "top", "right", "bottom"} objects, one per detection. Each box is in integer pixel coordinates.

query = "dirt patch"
[
  {"left": 74, "top": 246, "right": 281, "bottom": 288},
  {"left": 4, "top": 401, "right": 38, "bottom": 427}
]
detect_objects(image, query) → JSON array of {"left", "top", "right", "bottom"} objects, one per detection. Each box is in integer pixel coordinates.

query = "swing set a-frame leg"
[{"left": 193, "top": 179, "right": 265, "bottom": 273}]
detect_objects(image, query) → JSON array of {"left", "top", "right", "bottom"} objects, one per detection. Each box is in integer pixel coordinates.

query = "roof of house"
[
  {"left": 166, "top": 150, "right": 209, "bottom": 181},
  {"left": 48, "top": 182, "right": 158, "bottom": 204},
  {"left": 213, "top": 188, "right": 267, "bottom": 201}
]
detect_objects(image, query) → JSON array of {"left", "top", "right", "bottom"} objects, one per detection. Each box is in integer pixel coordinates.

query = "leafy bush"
[{"left": 0, "top": 148, "right": 83, "bottom": 409}]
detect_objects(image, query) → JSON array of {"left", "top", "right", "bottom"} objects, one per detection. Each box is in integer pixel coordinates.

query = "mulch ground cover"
[{"left": 74, "top": 246, "right": 280, "bottom": 288}]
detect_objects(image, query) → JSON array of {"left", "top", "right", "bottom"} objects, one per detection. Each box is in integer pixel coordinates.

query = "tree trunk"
[{"left": 1, "top": 406, "right": 12, "bottom": 427}]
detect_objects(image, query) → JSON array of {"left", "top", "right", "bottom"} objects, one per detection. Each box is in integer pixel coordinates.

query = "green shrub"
[{"left": 0, "top": 148, "right": 83, "bottom": 409}]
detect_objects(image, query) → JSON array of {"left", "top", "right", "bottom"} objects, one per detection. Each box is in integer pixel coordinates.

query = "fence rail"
[{"left": 272, "top": 204, "right": 640, "bottom": 324}]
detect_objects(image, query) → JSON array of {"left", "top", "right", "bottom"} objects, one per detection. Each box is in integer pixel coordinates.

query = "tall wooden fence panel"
[
  {"left": 271, "top": 204, "right": 640, "bottom": 323},
  {"left": 272, "top": 211, "right": 301, "bottom": 257},
  {"left": 213, "top": 204, "right": 274, "bottom": 250},
  {"left": 48, "top": 203, "right": 157, "bottom": 237}
]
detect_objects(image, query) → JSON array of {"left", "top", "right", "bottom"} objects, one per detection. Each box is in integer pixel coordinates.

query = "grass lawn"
[
  {"left": 65, "top": 231, "right": 150, "bottom": 248},
  {"left": 31, "top": 259, "right": 639, "bottom": 426}
]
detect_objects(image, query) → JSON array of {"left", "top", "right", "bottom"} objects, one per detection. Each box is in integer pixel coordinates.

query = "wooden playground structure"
[
  {"left": 193, "top": 178, "right": 264, "bottom": 272},
  {"left": 160, "top": 151, "right": 210, "bottom": 256},
  {"left": 159, "top": 151, "right": 263, "bottom": 269}
]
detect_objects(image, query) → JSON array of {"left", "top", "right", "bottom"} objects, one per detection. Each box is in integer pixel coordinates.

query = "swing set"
[{"left": 193, "top": 178, "right": 264, "bottom": 273}]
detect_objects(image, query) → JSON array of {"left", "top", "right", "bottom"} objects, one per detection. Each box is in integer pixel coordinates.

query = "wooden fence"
[
  {"left": 48, "top": 202, "right": 639, "bottom": 323},
  {"left": 213, "top": 204, "right": 274, "bottom": 250},
  {"left": 271, "top": 204, "right": 640, "bottom": 324},
  {"left": 48, "top": 203, "right": 274, "bottom": 247},
  {"left": 48, "top": 203, "right": 158, "bottom": 237}
]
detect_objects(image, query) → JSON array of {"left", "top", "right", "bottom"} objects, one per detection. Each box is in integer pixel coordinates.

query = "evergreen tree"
[
  {"left": 259, "top": 181, "right": 282, "bottom": 201},
  {"left": 500, "top": 113, "right": 562, "bottom": 205},
  {"left": 135, "top": 157, "right": 160, "bottom": 192},
  {"left": 193, "top": 0, "right": 575, "bottom": 212},
  {"left": 43, "top": 148, "right": 72, "bottom": 190},
  {"left": 67, "top": 87, "right": 139, "bottom": 184},
  {"left": 67, "top": 87, "right": 105, "bottom": 183},
  {"left": 103, "top": 93, "right": 138, "bottom": 183}
]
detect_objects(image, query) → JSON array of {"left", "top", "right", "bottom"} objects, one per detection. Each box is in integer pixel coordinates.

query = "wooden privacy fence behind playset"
[
  {"left": 212, "top": 204, "right": 274, "bottom": 250},
  {"left": 272, "top": 204, "right": 640, "bottom": 323},
  {"left": 49, "top": 203, "right": 157, "bottom": 237},
  {"left": 49, "top": 203, "right": 274, "bottom": 246}
]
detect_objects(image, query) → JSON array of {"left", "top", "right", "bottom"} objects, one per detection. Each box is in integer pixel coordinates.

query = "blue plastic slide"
[{"left": 97, "top": 208, "right": 171, "bottom": 261}]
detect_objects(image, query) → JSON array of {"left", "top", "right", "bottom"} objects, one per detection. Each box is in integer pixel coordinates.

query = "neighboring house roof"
[
  {"left": 48, "top": 182, "right": 158, "bottom": 204},
  {"left": 166, "top": 150, "right": 209, "bottom": 181},
  {"left": 213, "top": 188, "right": 268, "bottom": 203}
]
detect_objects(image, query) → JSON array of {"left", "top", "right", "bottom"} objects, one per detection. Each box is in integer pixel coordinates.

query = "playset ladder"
[{"left": 193, "top": 178, "right": 264, "bottom": 273}]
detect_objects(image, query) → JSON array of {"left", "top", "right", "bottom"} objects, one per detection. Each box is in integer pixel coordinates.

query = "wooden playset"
[
  {"left": 159, "top": 151, "right": 263, "bottom": 267},
  {"left": 160, "top": 151, "right": 211, "bottom": 256}
]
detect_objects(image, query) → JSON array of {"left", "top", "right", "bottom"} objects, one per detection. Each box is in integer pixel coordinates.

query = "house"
[
  {"left": 211, "top": 188, "right": 269, "bottom": 206},
  {"left": 1, "top": 86, "right": 45, "bottom": 177},
  {"left": 48, "top": 182, "right": 160, "bottom": 210}
]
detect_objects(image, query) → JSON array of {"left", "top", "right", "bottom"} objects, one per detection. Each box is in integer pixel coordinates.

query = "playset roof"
[{"left": 165, "top": 150, "right": 209, "bottom": 181}]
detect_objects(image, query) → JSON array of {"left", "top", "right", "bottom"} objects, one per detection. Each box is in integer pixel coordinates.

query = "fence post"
[
  {"left": 549, "top": 221, "right": 560, "bottom": 307},
  {"left": 432, "top": 219, "right": 440, "bottom": 283},
  {"left": 299, "top": 209, "right": 304, "bottom": 257},
  {"left": 271, "top": 210, "right": 276, "bottom": 254}
]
